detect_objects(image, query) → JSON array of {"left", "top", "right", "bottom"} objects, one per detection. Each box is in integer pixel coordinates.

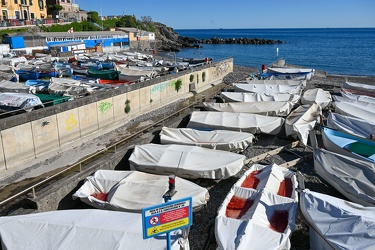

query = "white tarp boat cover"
[
  {"left": 0, "top": 92, "right": 43, "bottom": 111},
  {"left": 340, "top": 89, "right": 375, "bottom": 104},
  {"left": 334, "top": 99, "right": 375, "bottom": 122},
  {"left": 327, "top": 112, "right": 375, "bottom": 139},
  {"left": 314, "top": 148, "right": 375, "bottom": 206},
  {"left": 49, "top": 77, "right": 92, "bottom": 96},
  {"left": 0, "top": 80, "right": 29, "bottom": 93},
  {"left": 72, "top": 170, "right": 209, "bottom": 212},
  {"left": 342, "top": 81, "right": 375, "bottom": 97},
  {"left": 159, "top": 127, "right": 254, "bottom": 153},
  {"left": 216, "top": 164, "right": 298, "bottom": 250},
  {"left": 203, "top": 101, "right": 293, "bottom": 117},
  {"left": 285, "top": 104, "right": 321, "bottom": 145},
  {"left": 333, "top": 95, "right": 375, "bottom": 108},
  {"left": 300, "top": 189, "right": 375, "bottom": 250},
  {"left": 267, "top": 68, "right": 315, "bottom": 80},
  {"left": 0, "top": 209, "right": 189, "bottom": 250},
  {"left": 239, "top": 79, "right": 306, "bottom": 87},
  {"left": 187, "top": 111, "right": 285, "bottom": 135},
  {"left": 129, "top": 144, "right": 245, "bottom": 180},
  {"left": 232, "top": 83, "right": 302, "bottom": 95},
  {"left": 301, "top": 88, "right": 332, "bottom": 108},
  {"left": 220, "top": 92, "right": 300, "bottom": 105}
]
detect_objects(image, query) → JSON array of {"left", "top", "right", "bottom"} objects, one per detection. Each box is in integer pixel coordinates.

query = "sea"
[{"left": 175, "top": 28, "right": 375, "bottom": 77}]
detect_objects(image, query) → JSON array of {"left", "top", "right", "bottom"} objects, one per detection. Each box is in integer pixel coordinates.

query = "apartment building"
[
  {"left": 46, "top": 0, "right": 85, "bottom": 21},
  {"left": 1, "top": 0, "right": 48, "bottom": 20}
]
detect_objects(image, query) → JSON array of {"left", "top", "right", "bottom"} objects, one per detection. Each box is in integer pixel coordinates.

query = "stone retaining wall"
[{"left": 0, "top": 58, "right": 233, "bottom": 172}]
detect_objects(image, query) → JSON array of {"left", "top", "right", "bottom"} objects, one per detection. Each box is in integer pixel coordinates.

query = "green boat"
[
  {"left": 87, "top": 69, "right": 120, "bottom": 80},
  {"left": 35, "top": 93, "right": 71, "bottom": 107}
]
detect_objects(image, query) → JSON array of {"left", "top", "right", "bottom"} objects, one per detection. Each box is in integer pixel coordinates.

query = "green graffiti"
[{"left": 99, "top": 102, "right": 113, "bottom": 114}]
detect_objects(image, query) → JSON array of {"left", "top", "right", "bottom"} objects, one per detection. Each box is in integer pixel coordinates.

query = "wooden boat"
[
  {"left": 216, "top": 164, "right": 298, "bottom": 250},
  {"left": 220, "top": 92, "right": 300, "bottom": 105},
  {"left": 159, "top": 127, "right": 254, "bottom": 153},
  {"left": 321, "top": 126, "right": 375, "bottom": 163},
  {"left": 87, "top": 69, "right": 120, "bottom": 80},
  {"left": 129, "top": 143, "right": 245, "bottom": 180},
  {"left": 0, "top": 92, "right": 44, "bottom": 112},
  {"left": 301, "top": 88, "right": 332, "bottom": 108},
  {"left": 187, "top": 111, "right": 285, "bottom": 135},
  {"left": 233, "top": 83, "right": 302, "bottom": 95},
  {"left": 342, "top": 81, "right": 375, "bottom": 98},
  {"left": 300, "top": 189, "right": 375, "bottom": 250},
  {"left": 285, "top": 104, "right": 321, "bottom": 145},
  {"left": 72, "top": 170, "right": 209, "bottom": 212},
  {"left": 203, "top": 101, "right": 294, "bottom": 116},
  {"left": 314, "top": 147, "right": 375, "bottom": 206},
  {"left": 327, "top": 112, "right": 375, "bottom": 139},
  {"left": 0, "top": 209, "right": 189, "bottom": 250}
]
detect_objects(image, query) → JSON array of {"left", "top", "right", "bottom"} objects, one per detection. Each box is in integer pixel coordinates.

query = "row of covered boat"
[{"left": 1, "top": 65, "right": 375, "bottom": 249}]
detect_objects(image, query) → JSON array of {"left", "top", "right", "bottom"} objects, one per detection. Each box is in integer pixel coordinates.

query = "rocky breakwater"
[{"left": 201, "top": 37, "right": 285, "bottom": 45}]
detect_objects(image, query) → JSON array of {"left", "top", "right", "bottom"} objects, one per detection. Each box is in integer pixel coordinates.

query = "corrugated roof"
[{"left": 36, "top": 31, "right": 127, "bottom": 38}]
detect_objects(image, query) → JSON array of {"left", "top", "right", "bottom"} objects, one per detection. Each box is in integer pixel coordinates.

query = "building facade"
[
  {"left": 46, "top": 0, "right": 86, "bottom": 21},
  {"left": 1, "top": 0, "right": 48, "bottom": 20}
]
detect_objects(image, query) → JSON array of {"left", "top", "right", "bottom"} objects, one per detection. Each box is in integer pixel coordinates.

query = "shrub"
[
  {"left": 189, "top": 74, "right": 194, "bottom": 82},
  {"left": 175, "top": 79, "right": 183, "bottom": 92},
  {"left": 125, "top": 99, "right": 131, "bottom": 113},
  {"left": 202, "top": 72, "right": 206, "bottom": 82}
]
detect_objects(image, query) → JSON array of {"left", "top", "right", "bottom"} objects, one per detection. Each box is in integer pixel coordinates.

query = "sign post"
[{"left": 142, "top": 197, "right": 193, "bottom": 249}]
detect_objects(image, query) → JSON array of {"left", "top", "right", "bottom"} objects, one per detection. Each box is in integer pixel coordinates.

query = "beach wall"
[{"left": 0, "top": 59, "right": 233, "bottom": 172}]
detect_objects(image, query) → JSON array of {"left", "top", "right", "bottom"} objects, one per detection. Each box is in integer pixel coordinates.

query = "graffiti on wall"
[
  {"left": 99, "top": 102, "right": 113, "bottom": 114},
  {"left": 150, "top": 81, "right": 172, "bottom": 94},
  {"left": 212, "top": 61, "right": 231, "bottom": 79},
  {"left": 65, "top": 114, "right": 78, "bottom": 130}
]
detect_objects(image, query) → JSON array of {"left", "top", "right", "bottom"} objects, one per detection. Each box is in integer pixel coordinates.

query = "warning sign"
[{"left": 142, "top": 197, "right": 192, "bottom": 239}]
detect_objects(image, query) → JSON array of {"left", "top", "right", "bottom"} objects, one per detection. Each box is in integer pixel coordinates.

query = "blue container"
[{"left": 4, "top": 36, "right": 25, "bottom": 49}]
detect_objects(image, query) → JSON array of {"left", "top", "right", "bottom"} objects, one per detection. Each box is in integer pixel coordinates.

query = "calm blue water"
[{"left": 175, "top": 28, "right": 375, "bottom": 76}]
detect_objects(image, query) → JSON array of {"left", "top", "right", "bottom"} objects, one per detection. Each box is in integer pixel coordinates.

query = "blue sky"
[{"left": 78, "top": 0, "right": 375, "bottom": 29}]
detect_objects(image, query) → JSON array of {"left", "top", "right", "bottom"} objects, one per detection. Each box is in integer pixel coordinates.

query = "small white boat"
[
  {"left": 187, "top": 111, "right": 285, "bottom": 135},
  {"left": 203, "top": 101, "right": 293, "bottom": 117},
  {"left": 300, "top": 189, "right": 375, "bottom": 250},
  {"left": 342, "top": 81, "right": 375, "bottom": 97},
  {"left": 340, "top": 89, "right": 375, "bottom": 104},
  {"left": 220, "top": 92, "right": 300, "bottom": 105},
  {"left": 327, "top": 112, "right": 375, "bottom": 139},
  {"left": 321, "top": 126, "right": 375, "bottom": 163},
  {"left": 267, "top": 67, "right": 315, "bottom": 81},
  {"left": 216, "top": 164, "right": 298, "bottom": 250},
  {"left": 314, "top": 147, "right": 375, "bottom": 206},
  {"left": 129, "top": 144, "right": 245, "bottom": 180},
  {"left": 117, "top": 66, "right": 156, "bottom": 82},
  {"left": 159, "top": 127, "right": 254, "bottom": 153},
  {"left": 301, "top": 88, "right": 332, "bottom": 108},
  {"left": 233, "top": 83, "right": 302, "bottom": 95},
  {"left": 285, "top": 104, "right": 321, "bottom": 145},
  {"left": 73, "top": 170, "right": 209, "bottom": 212},
  {"left": 0, "top": 209, "right": 189, "bottom": 250}
]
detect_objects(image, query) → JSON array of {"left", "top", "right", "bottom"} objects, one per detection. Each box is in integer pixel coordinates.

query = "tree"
[
  {"left": 47, "top": 4, "right": 63, "bottom": 18},
  {"left": 87, "top": 11, "right": 100, "bottom": 24}
]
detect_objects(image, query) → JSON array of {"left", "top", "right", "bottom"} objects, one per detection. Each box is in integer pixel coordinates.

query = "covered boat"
[
  {"left": 15, "top": 69, "right": 39, "bottom": 81},
  {"left": 314, "top": 147, "right": 375, "bottom": 206},
  {"left": 118, "top": 67, "right": 156, "bottom": 82},
  {"left": 285, "top": 104, "right": 321, "bottom": 145},
  {"left": 239, "top": 79, "right": 306, "bottom": 87},
  {"left": 266, "top": 67, "right": 315, "bottom": 80},
  {"left": 0, "top": 79, "right": 30, "bottom": 93},
  {"left": 87, "top": 69, "right": 120, "bottom": 80},
  {"left": 342, "top": 81, "right": 375, "bottom": 97},
  {"left": 48, "top": 77, "right": 98, "bottom": 97},
  {"left": 334, "top": 99, "right": 375, "bottom": 122},
  {"left": 0, "top": 209, "right": 189, "bottom": 250},
  {"left": 187, "top": 111, "right": 285, "bottom": 135},
  {"left": 300, "top": 189, "right": 375, "bottom": 250},
  {"left": 203, "top": 101, "right": 293, "bottom": 116},
  {"left": 232, "top": 83, "right": 302, "bottom": 95},
  {"left": 340, "top": 89, "right": 375, "bottom": 104},
  {"left": 216, "top": 164, "right": 298, "bottom": 250},
  {"left": 0, "top": 92, "right": 44, "bottom": 112},
  {"left": 327, "top": 112, "right": 375, "bottom": 139},
  {"left": 321, "top": 126, "right": 375, "bottom": 163},
  {"left": 301, "top": 88, "right": 332, "bottom": 108},
  {"left": 159, "top": 127, "right": 254, "bottom": 153},
  {"left": 129, "top": 143, "right": 245, "bottom": 180},
  {"left": 73, "top": 170, "right": 209, "bottom": 212},
  {"left": 25, "top": 79, "right": 50, "bottom": 93},
  {"left": 220, "top": 92, "right": 300, "bottom": 105}
]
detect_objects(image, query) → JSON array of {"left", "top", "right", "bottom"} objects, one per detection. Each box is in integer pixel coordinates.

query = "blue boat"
[
  {"left": 321, "top": 126, "right": 375, "bottom": 163},
  {"left": 38, "top": 70, "right": 60, "bottom": 78},
  {"left": 25, "top": 80, "right": 50, "bottom": 93},
  {"left": 16, "top": 70, "right": 40, "bottom": 81}
]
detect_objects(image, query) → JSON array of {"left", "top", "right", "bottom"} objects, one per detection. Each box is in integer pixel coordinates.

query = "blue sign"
[{"left": 142, "top": 197, "right": 192, "bottom": 239}]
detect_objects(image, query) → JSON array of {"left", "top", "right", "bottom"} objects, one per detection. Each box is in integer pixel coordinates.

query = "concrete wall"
[{"left": 0, "top": 59, "right": 233, "bottom": 172}]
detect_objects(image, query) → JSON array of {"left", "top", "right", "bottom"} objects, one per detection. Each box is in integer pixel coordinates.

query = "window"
[
  {"left": 30, "top": 13, "right": 34, "bottom": 19},
  {"left": 14, "top": 0, "right": 18, "bottom": 4},
  {"left": 15, "top": 10, "right": 20, "bottom": 19},
  {"left": 29, "top": 0, "right": 32, "bottom": 5},
  {"left": 20, "top": 0, "right": 26, "bottom": 4}
]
